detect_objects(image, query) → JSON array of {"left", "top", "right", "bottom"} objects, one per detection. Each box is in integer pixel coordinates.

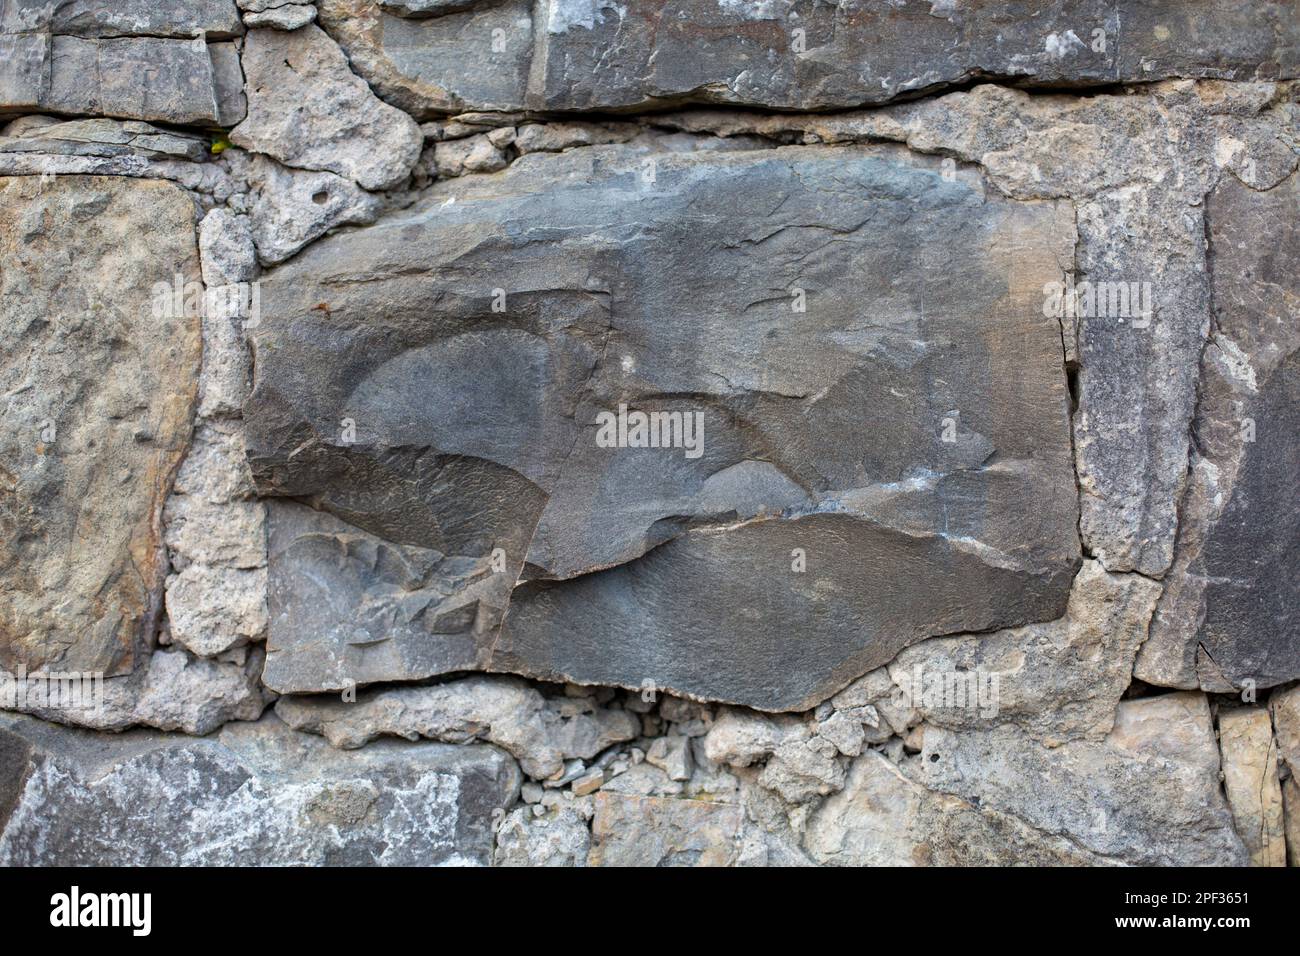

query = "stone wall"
[{"left": 0, "top": 0, "right": 1297, "bottom": 867}]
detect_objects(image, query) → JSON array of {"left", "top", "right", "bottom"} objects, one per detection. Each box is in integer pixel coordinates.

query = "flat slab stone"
[
  {"left": 318, "top": 0, "right": 1299, "bottom": 116},
  {"left": 1137, "top": 167, "right": 1300, "bottom": 690},
  {"left": 245, "top": 143, "right": 1079, "bottom": 710},
  {"left": 0, "top": 176, "right": 201, "bottom": 676},
  {"left": 0, "top": 712, "right": 520, "bottom": 866}
]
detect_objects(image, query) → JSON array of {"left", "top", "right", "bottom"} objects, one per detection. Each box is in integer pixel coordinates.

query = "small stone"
[
  {"left": 432, "top": 133, "right": 506, "bottom": 177},
  {"left": 244, "top": 4, "right": 316, "bottom": 29},
  {"left": 588, "top": 793, "right": 742, "bottom": 867},
  {"left": 198, "top": 207, "right": 258, "bottom": 287},
  {"left": 571, "top": 769, "right": 605, "bottom": 796},
  {"left": 245, "top": 155, "right": 382, "bottom": 265},
  {"left": 494, "top": 805, "right": 590, "bottom": 867},
  {"left": 646, "top": 735, "right": 693, "bottom": 782}
]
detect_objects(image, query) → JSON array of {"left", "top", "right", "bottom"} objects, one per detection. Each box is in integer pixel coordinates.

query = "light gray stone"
[
  {"left": 199, "top": 207, "right": 258, "bottom": 286},
  {"left": 0, "top": 117, "right": 209, "bottom": 161},
  {"left": 0, "top": 711, "right": 519, "bottom": 865},
  {"left": 244, "top": 4, "right": 316, "bottom": 29},
  {"left": 588, "top": 792, "right": 743, "bottom": 866},
  {"left": 1, "top": 647, "right": 269, "bottom": 735},
  {"left": 275, "top": 675, "right": 639, "bottom": 780},
  {"left": 245, "top": 154, "right": 383, "bottom": 264},
  {"left": 1217, "top": 706, "right": 1286, "bottom": 866},
  {"left": 911, "top": 693, "right": 1248, "bottom": 866},
  {"left": 231, "top": 24, "right": 422, "bottom": 190},
  {"left": 494, "top": 803, "right": 591, "bottom": 866},
  {"left": 317, "top": 0, "right": 534, "bottom": 116}
]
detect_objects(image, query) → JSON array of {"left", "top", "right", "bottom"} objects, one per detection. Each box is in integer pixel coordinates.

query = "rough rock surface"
[
  {"left": 0, "top": 712, "right": 518, "bottom": 865},
  {"left": 232, "top": 25, "right": 422, "bottom": 191},
  {"left": 314, "top": 0, "right": 1299, "bottom": 116},
  {"left": 1, "top": 0, "right": 1297, "bottom": 869},
  {"left": 910, "top": 694, "right": 1247, "bottom": 866},
  {"left": 1217, "top": 706, "right": 1286, "bottom": 866},
  {"left": 0, "top": 176, "right": 201, "bottom": 676},
  {"left": 275, "top": 675, "right": 639, "bottom": 779},
  {"left": 1137, "top": 167, "right": 1300, "bottom": 690},
  {"left": 245, "top": 141, "right": 1080, "bottom": 710}
]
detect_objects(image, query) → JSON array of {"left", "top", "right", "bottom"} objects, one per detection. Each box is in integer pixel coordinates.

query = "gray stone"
[
  {"left": 232, "top": 25, "right": 422, "bottom": 190},
  {"left": 625, "top": 0, "right": 1278, "bottom": 114},
  {"left": 274, "top": 675, "right": 639, "bottom": 780},
  {"left": 0, "top": 176, "right": 200, "bottom": 677},
  {"left": 494, "top": 803, "right": 591, "bottom": 866},
  {"left": 45, "top": 36, "right": 226, "bottom": 125},
  {"left": 264, "top": 500, "right": 506, "bottom": 692},
  {"left": 244, "top": 4, "right": 317, "bottom": 29},
  {"left": 314, "top": 0, "right": 1296, "bottom": 117},
  {"left": 912, "top": 693, "right": 1248, "bottom": 866},
  {"left": 44, "top": 0, "right": 244, "bottom": 39},
  {"left": 244, "top": 142, "right": 1080, "bottom": 711},
  {"left": 209, "top": 40, "right": 247, "bottom": 126},
  {"left": 431, "top": 132, "right": 507, "bottom": 176},
  {"left": 1137, "top": 168, "right": 1300, "bottom": 690},
  {"left": 244, "top": 154, "right": 383, "bottom": 265},
  {"left": 645, "top": 734, "right": 692, "bottom": 782},
  {"left": 317, "top": 0, "right": 534, "bottom": 116},
  {"left": 0, "top": 712, "right": 519, "bottom": 865},
  {"left": 0, "top": 117, "right": 209, "bottom": 161},
  {"left": 0, "top": 34, "right": 51, "bottom": 114},
  {"left": 381, "top": 0, "right": 481, "bottom": 16},
  {"left": 513, "top": 121, "right": 639, "bottom": 155}
]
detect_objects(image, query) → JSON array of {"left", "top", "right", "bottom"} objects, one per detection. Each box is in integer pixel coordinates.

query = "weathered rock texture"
[
  {"left": 0, "top": 711, "right": 518, "bottom": 865},
  {"left": 0, "top": 0, "right": 1297, "bottom": 868},
  {"left": 246, "top": 141, "right": 1080, "bottom": 709},
  {"left": 0, "top": 176, "right": 201, "bottom": 676}
]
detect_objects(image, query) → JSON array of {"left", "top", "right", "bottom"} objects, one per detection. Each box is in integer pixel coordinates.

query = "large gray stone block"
[{"left": 245, "top": 143, "right": 1080, "bottom": 710}]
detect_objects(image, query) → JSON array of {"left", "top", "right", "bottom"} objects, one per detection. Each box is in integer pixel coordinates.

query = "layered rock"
[
  {"left": 316, "top": 0, "right": 1299, "bottom": 117},
  {"left": 0, "top": 1, "right": 245, "bottom": 125},
  {"left": 244, "top": 141, "right": 1080, "bottom": 710}
]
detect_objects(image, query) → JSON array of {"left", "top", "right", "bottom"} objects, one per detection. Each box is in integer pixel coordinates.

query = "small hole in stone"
[
  {"left": 311, "top": 191, "right": 329, "bottom": 205},
  {"left": 928, "top": 752, "right": 940, "bottom": 762}
]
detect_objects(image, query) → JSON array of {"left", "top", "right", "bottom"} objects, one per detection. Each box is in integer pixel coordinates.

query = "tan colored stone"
[
  {"left": 0, "top": 176, "right": 201, "bottom": 676},
  {"left": 1218, "top": 707, "right": 1286, "bottom": 867},
  {"left": 588, "top": 793, "right": 742, "bottom": 867}
]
